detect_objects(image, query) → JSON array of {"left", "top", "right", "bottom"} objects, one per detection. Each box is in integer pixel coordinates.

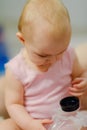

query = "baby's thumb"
[{"left": 42, "top": 119, "right": 53, "bottom": 125}]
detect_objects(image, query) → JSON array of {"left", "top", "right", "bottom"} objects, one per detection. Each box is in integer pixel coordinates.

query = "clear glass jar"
[{"left": 49, "top": 96, "right": 82, "bottom": 130}]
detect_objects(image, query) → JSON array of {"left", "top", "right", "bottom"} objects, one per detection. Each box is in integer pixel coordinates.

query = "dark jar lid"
[{"left": 60, "top": 96, "right": 79, "bottom": 112}]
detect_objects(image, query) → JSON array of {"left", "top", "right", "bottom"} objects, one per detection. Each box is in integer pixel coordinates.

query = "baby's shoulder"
[
  {"left": 6, "top": 51, "right": 23, "bottom": 69},
  {"left": 5, "top": 51, "right": 27, "bottom": 81},
  {"left": 5, "top": 51, "right": 38, "bottom": 84}
]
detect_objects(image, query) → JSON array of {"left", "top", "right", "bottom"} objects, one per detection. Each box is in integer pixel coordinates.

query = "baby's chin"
[{"left": 37, "top": 64, "right": 51, "bottom": 72}]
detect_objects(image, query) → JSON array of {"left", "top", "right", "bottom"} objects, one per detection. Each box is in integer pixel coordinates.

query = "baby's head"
[{"left": 17, "top": 0, "right": 71, "bottom": 72}]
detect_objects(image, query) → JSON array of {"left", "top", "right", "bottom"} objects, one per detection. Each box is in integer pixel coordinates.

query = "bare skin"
[
  {"left": 75, "top": 43, "right": 87, "bottom": 130},
  {"left": 0, "top": 76, "right": 9, "bottom": 118},
  {"left": 0, "top": 119, "right": 21, "bottom": 130},
  {"left": 75, "top": 43, "right": 87, "bottom": 110}
]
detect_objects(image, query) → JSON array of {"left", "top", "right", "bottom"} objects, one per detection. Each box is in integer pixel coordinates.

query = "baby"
[{"left": 0, "top": 0, "right": 87, "bottom": 130}]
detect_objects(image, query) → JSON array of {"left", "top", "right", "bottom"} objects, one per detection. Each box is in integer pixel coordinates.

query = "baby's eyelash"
[
  {"left": 33, "top": 52, "right": 47, "bottom": 58},
  {"left": 38, "top": 54, "right": 47, "bottom": 58}
]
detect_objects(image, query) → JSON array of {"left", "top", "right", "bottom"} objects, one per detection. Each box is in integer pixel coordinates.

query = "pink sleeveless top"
[{"left": 5, "top": 47, "right": 75, "bottom": 119}]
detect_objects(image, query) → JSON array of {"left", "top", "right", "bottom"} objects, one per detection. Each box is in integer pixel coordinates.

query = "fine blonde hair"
[{"left": 18, "top": 0, "right": 70, "bottom": 37}]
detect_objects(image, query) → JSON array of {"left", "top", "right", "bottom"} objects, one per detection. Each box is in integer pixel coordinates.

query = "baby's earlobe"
[{"left": 16, "top": 32, "right": 25, "bottom": 44}]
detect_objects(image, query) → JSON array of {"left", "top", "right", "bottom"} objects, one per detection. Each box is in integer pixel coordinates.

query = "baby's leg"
[
  {"left": 0, "top": 76, "right": 9, "bottom": 118},
  {"left": 0, "top": 118, "right": 22, "bottom": 130}
]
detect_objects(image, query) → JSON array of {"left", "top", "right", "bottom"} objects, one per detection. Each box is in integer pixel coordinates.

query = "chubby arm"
[
  {"left": 5, "top": 69, "right": 52, "bottom": 130},
  {"left": 5, "top": 69, "right": 34, "bottom": 130},
  {"left": 75, "top": 44, "right": 87, "bottom": 110},
  {"left": 69, "top": 53, "right": 87, "bottom": 97}
]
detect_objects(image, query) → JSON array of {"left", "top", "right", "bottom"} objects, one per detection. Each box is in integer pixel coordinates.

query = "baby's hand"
[
  {"left": 28, "top": 118, "right": 53, "bottom": 130},
  {"left": 69, "top": 77, "right": 87, "bottom": 97}
]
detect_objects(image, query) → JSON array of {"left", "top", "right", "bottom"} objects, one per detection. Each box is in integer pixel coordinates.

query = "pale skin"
[
  {"left": 75, "top": 43, "right": 87, "bottom": 110},
  {"left": 0, "top": 77, "right": 9, "bottom": 118},
  {"left": 0, "top": 8, "right": 87, "bottom": 130},
  {"left": 75, "top": 43, "right": 87, "bottom": 130}
]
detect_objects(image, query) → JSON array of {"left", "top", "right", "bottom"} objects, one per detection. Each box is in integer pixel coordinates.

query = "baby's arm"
[
  {"left": 5, "top": 69, "right": 52, "bottom": 130},
  {"left": 69, "top": 52, "right": 87, "bottom": 97},
  {"left": 75, "top": 44, "right": 87, "bottom": 110}
]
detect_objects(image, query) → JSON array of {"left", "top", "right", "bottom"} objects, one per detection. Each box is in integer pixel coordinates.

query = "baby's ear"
[{"left": 16, "top": 32, "right": 25, "bottom": 44}]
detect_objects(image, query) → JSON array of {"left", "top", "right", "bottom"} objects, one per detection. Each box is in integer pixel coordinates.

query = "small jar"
[{"left": 49, "top": 96, "right": 82, "bottom": 130}]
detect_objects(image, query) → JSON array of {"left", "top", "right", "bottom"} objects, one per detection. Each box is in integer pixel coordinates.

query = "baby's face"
[{"left": 24, "top": 19, "right": 71, "bottom": 72}]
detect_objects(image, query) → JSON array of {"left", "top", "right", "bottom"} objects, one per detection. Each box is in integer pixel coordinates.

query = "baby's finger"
[
  {"left": 69, "top": 86, "right": 85, "bottom": 92},
  {"left": 72, "top": 78, "right": 83, "bottom": 84},
  {"left": 72, "top": 82, "right": 87, "bottom": 89},
  {"left": 69, "top": 91, "right": 83, "bottom": 97}
]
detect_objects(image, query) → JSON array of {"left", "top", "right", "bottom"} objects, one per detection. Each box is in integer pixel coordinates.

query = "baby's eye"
[{"left": 38, "top": 54, "right": 47, "bottom": 58}]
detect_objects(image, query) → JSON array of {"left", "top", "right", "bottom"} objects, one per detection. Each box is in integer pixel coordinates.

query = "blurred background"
[{"left": 0, "top": 0, "right": 87, "bottom": 58}]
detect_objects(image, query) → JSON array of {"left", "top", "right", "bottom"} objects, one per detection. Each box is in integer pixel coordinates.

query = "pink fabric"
[{"left": 5, "top": 46, "right": 75, "bottom": 119}]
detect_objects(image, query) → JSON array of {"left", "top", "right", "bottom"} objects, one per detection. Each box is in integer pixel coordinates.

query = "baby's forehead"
[
  {"left": 23, "top": 0, "right": 69, "bottom": 23},
  {"left": 19, "top": 0, "right": 70, "bottom": 35}
]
